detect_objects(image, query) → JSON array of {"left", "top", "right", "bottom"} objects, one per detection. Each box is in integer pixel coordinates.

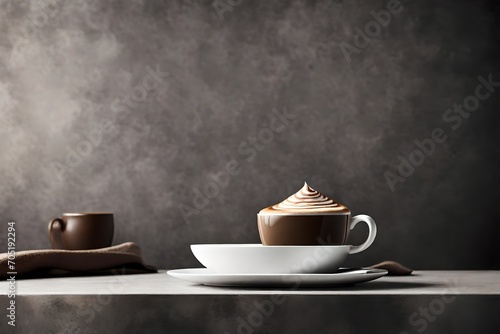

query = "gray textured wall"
[{"left": 0, "top": 0, "right": 499, "bottom": 270}]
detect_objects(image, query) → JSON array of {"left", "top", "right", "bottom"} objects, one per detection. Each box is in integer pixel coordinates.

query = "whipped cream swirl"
[{"left": 260, "top": 182, "right": 350, "bottom": 214}]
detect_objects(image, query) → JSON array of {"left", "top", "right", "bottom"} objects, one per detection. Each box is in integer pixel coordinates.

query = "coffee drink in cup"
[
  {"left": 257, "top": 183, "right": 376, "bottom": 253},
  {"left": 48, "top": 213, "right": 114, "bottom": 250}
]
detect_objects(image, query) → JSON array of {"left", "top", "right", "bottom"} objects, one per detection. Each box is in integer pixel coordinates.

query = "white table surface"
[{"left": 1, "top": 270, "right": 499, "bottom": 296}]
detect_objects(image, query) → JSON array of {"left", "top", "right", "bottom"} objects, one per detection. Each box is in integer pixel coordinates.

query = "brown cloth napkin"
[
  {"left": 0, "top": 242, "right": 157, "bottom": 280},
  {"left": 370, "top": 260, "right": 413, "bottom": 276}
]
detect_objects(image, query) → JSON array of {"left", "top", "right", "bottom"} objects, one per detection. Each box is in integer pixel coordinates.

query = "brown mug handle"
[{"left": 48, "top": 218, "right": 65, "bottom": 249}]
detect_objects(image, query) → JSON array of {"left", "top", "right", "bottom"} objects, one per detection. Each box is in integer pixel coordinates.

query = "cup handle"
[
  {"left": 348, "top": 214, "right": 377, "bottom": 254},
  {"left": 48, "top": 218, "right": 65, "bottom": 249}
]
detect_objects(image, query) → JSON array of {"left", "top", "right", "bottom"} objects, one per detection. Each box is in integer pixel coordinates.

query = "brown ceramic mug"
[{"left": 48, "top": 213, "right": 114, "bottom": 250}]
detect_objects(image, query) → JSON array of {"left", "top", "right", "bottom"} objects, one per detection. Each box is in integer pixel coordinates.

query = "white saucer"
[{"left": 167, "top": 268, "right": 388, "bottom": 287}]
